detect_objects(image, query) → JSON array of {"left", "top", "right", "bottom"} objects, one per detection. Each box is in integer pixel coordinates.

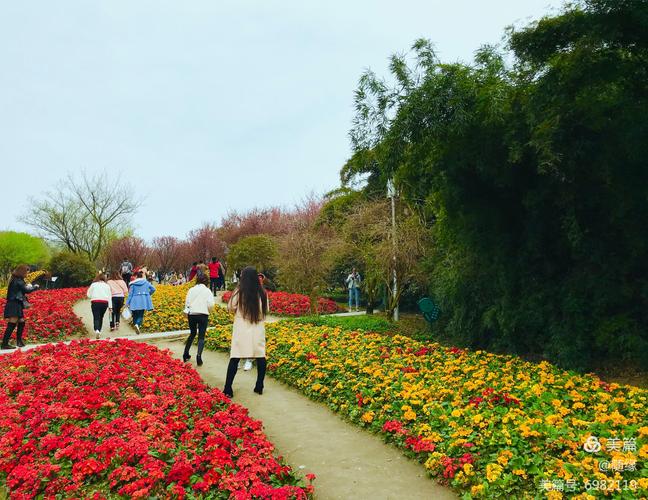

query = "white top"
[
  {"left": 184, "top": 283, "right": 215, "bottom": 315},
  {"left": 87, "top": 282, "right": 113, "bottom": 308}
]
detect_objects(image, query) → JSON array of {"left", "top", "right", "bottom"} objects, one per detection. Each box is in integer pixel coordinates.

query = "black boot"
[
  {"left": 16, "top": 322, "right": 26, "bottom": 348},
  {"left": 223, "top": 358, "right": 240, "bottom": 397},
  {"left": 254, "top": 357, "right": 267, "bottom": 395},
  {"left": 1, "top": 323, "right": 17, "bottom": 349},
  {"left": 196, "top": 355, "right": 203, "bottom": 366},
  {"left": 183, "top": 352, "right": 191, "bottom": 362}
]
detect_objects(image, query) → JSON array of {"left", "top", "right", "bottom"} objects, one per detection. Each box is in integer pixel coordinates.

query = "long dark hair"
[{"left": 234, "top": 266, "right": 268, "bottom": 324}]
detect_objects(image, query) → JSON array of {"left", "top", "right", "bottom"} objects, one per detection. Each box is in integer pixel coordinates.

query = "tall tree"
[
  {"left": 150, "top": 236, "right": 182, "bottom": 276},
  {"left": 0, "top": 231, "right": 49, "bottom": 277},
  {"left": 186, "top": 224, "right": 226, "bottom": 263},
  {"left": 343, "top": 0, "right": 648, "bottom": 370},
  {"left": 21, "top": 171, "right": 140, "bottom": 261},
  {"left": 227, "top": 235, "right": 277, "bottom": 274},
  {"left": 102, "top": 236, "right": 150, "bottom": 272}
]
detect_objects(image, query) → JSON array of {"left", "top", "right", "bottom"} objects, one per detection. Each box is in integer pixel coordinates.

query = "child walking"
[{"left": 223, "top": 266, "right": 269, "bottom": 398}]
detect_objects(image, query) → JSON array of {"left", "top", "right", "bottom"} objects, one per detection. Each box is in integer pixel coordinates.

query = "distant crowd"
[{"left": 117, "top": 257, "right": 230, "bottom": 293}]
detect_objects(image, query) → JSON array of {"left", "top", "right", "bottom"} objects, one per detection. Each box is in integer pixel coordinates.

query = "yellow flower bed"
[
  {"left": 204, "top": 323, "right": 647, "bottom": 498},
  {"left": 140, "top": 284, "right": 232, "bottom": 333}
]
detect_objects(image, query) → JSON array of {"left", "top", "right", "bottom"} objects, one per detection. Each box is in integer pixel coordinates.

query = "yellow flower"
[
  {"left": 472, "top": 414, "right": 484, "bottom": 424},
  {"left": 462, "top": 463, "right": 474, "bottom": 475},
  {"left": 451, "top": 408, "right": 462, "bottom": 418},
  {"left": 361, "top": 411, "right": 374, "bottom": 423},
  {"left": 639, "top": 443, "right": 648, "bottom": 459},
  {"left": 485, "top": 463, "right": 502, "bottom": 482},
  {"left": 512, "top": 469, "right": 527, "bottom": 478},
  {"left": 470, "top": 484, "right": 484, "bottom": 496},
  {"left": 403, "top": 409, "right": 417, "bottom": 421}
]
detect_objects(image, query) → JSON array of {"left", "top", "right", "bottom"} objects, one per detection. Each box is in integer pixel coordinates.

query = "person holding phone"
[{"left": 2, "top": 265, "right": 39, "bottom": 349}]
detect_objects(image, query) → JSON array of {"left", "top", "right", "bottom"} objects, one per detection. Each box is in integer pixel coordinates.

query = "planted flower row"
[
  {"left": 141, "top": 284, "right": 232, "bottom": 333},
  {"left": 204, "top": 323, "right": 648, "bottom": 498},
  {"left": 0, "top": 288, "right": 86, "bottom": 343},
  {"left": 0, "top": 340, "right": 313, "bottom": 499},
  {"left": 222, "top": 291, "right": 338, "bottom": 316}
]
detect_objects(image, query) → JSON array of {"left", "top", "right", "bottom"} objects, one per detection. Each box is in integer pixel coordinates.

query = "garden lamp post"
[{"left": 387, "top": 178, "right": 399, "bottom": 321}]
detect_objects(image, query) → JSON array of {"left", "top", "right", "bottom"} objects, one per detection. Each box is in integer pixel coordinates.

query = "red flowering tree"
[
  {"left": 102, "top": 236, "right": 150, "bottom": 272},
  {"left": 185, "top": 224, "right": 227, "bottom": 264},
  {"left": 150, "top": 236, "right": 182, "bottom": 275}
]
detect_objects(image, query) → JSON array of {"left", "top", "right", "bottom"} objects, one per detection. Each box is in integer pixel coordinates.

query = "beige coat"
[{"left": 228, "top": 292, "right": 267, "bottom": 358}]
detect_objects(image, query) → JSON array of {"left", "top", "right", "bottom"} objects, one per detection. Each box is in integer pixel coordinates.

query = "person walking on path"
[
  {"left": 87, "top": 272, "right": 113, "bottom": 339},
  {"left": 183, "top": 272, "right": 215, "bottom": 366},
  {"left": 107, "top": 271, "right": 128, "bottom": 331},
  {"left": 2, "top": 265, "right": 39, "bottom": 349},
  {"left": 346, "top": 268, "right": 362, "bottom": 311},
  {"left": 120, "top": 259, "right": 133, "bottom": 284},
  {"left": 208, "top": 257, "right": 221, "bottom": 296},
  {"left": 127, "top": 270, "right": 156, "bottom": 334},
  {"left": 223, "top": 266, "right": 269, "bottom": 398},
  {"left": 217, "top": 259, "right": 226, "bottom": 290},
  {"left": 188, "top": 262, "right": 198, "bottom": 282}
]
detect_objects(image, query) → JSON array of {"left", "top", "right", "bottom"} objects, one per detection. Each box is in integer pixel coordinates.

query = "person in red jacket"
[
  {"left": 208, "top": 257, "right": 221, "bottom": 296},
  {"left": 188, "top": 262, "right": 198, "bottom": 281}
]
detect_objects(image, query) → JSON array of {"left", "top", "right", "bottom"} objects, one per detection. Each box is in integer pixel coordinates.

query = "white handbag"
[{"left": 121, "top": 307, "right": 132, "bottom": 320}]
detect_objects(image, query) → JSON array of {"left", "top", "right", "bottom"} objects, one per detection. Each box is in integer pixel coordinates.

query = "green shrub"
[
  {"left": 49, "top": 252, "right": 95, "bottom": 288},
  {"left": 286, "top": 314, "right": 393, "bottom": 333}
]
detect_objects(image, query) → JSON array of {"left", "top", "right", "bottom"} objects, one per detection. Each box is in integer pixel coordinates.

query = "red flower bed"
[
  {"left": 223, "top": 291, "right": 337, "bottom": 316},
  {"left": 0, "top": 288, "right": 86, "bottom": 343},
  {"left": 0, "top": 340, "right": 313, "bottom": 499}
]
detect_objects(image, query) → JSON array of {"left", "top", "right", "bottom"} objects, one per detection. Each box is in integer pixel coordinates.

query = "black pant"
[
  {"left": 110, "top": 296, "right": 124, "bottom": 328},
  {"left": 209, "top": 278, "right": 218, "bottom": 295},
  {"left": 91, "top": 302, "right": 109, "bottom": 331},
  {"left": 122, "top": 273, "right": 131, "bottom": 285},
  {"left": 223, "top": 357, "right": 267, "bottom": 395},
  {"left": 184, "top": 314, "right": 208, "bottom": 357}
]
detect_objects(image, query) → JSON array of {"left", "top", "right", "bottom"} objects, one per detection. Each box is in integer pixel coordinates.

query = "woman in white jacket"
[
  {"left": 183, "top": 271, "right": 215, "bottom": 366},
  {"left": 87, "top": 273, "right": 113, "bottom": 339}
]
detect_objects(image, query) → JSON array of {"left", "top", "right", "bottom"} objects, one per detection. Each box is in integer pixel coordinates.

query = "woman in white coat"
[
  {"left": 183, "top": 271, "right": 215, "bottom": 366},
  {"left": 223, "top": 266, "right": 269, "bottom": 397}
]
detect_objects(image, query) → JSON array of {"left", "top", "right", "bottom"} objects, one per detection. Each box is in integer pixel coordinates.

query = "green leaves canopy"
[{"left": 345, "top": 0, "right": 648, "bottom": 370}]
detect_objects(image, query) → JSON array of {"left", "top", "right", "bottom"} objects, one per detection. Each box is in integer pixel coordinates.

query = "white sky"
[{"left": 0, "top": 0, "right": 562, "bottom": 240}]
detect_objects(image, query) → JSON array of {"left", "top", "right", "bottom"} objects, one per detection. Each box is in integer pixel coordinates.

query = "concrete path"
[{"left": 152, "top": 339, "right": 455, "bottom": 500}]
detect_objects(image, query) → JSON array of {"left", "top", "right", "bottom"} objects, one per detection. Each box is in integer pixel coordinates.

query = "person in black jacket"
[{"left": 2, "top": 265, "right": 39, "bottom": 349}]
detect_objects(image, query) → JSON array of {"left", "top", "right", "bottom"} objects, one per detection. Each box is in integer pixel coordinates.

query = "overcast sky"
[{"left": 0, "top": 0, "right": 562, "bottom": 240}]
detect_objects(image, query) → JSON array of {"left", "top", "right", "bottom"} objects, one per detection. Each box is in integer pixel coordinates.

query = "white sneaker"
[
  {"left": 95, "top": 331, "right": 101, "bottom": 339},
  {"left": 243, "top": 360, "right": 253, "bottom": 371},
  {"left": 134, "top": 324, "right": 141, "bottom": 335}
]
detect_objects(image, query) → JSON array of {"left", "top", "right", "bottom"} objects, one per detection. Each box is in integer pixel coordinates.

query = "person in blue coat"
[{"left": 126, "top": 270, "right": 156, "bottom": 334}]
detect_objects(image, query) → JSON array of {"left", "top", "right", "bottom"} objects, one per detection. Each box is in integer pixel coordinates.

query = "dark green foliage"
[
  {"left": 49, "top": 251, "right": 95, "bottom": 288},
  {"left": 345, "top": 0, "right": 648, "bottom": 370}
]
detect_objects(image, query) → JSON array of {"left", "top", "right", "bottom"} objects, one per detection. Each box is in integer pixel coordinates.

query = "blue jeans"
[
  {"left": 348, "top": 287, "right": 360, "bottom": 309},
  {"left": 132, "top": 309, "right": 145, "bottom": 326}
]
